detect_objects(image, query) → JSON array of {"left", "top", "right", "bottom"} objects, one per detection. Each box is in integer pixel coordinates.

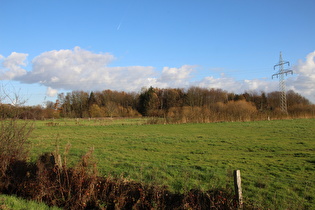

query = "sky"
[{"left": 0, "top": 0, "right": 315, "bottom": 106}]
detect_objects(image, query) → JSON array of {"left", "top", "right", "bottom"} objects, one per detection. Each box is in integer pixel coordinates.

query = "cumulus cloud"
[
  {"left": 289, "top": 51, "right": 315, "bottom": 103},
  {"left": 0, "top": 52, "right": 28, "bottom": 80},
  {"left": 1, "top": 47, "right": 159, "bottom": 93},
  {"left": 195, "top": 76, "right": 275, "bottom": 95},
  {"left": 46, "top": 87, "right": 58, "bottom": 97},
  {"left": 0, "top": 47, "right": 197, "bottom": 94},
  {"left": 195, "top": 52, "right": 315, "bottom": 103},
  {"left": 1, "top": 47, "right": 314, "bottom": 103},
  {"left": 158, "top": 65, "right": 195, "bottom": 87},
  {"left": 21, "top": 47, "right": 116, "bottom": 88},
  {"left": 197, "top": 76, "right": 241, "bottom": 91},
  {"left": 243, "top": 79, "right": 278, "bottom": 93}
]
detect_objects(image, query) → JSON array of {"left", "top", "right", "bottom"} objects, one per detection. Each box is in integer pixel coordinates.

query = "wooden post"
[{"left": 234, "top": 170, "right": 243, "bottom": 209}]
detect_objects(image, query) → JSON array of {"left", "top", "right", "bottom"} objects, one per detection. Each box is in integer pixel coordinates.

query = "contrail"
[
  {"left": 117, "top": 17, "right": 124, "bottom": 31},
  {"left": 117, "top": 21, "right": 122, "bottom": 30}
]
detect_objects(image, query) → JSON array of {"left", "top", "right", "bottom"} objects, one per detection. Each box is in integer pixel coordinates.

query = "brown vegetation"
[
  {"left": 0, "top": 120, "right": 33, "bottom": 188},
  {"left": 0, "top": 87, "right": 314, "bottom": 123},
  {"left": 1, "top": 155, "right": 237, "bottom": 209}
]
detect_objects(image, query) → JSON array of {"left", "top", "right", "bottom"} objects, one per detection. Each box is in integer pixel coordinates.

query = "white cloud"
[
  {"left": 22, "top": 47, "right": 115, "bottom": 85},
  {"left": 159, "top": 65, "right": 195, "bottom": 87},
  {"left": 242, "top": 79, "right": 278, "bottom": 93},
  {"left": 289, "top": 51, "right": 315, "bottom": 103},
  {"left": 46, "top": 87, "right": 58, "bottom": 97},
  {"left": 191, "top": 52, "right": 315, "bottom": 103},
  {"left": 1, "top": 47, "right": 314, "bottom": 103},
  {"left": 197, "top": 76, "right": 241, "bottom": 91},
  {"left": 11, "top": 47, "right": 158, "bottom": 92},
  {"left": 0, "top": 52, "right": 28, "bottom": 80}
]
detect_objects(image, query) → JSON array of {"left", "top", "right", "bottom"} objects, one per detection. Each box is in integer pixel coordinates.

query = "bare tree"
[
  {"left": 105, "top": 101, "right": 117, "bottom": 118},
  {"left": 0, "top": 85, "right": 34, "bottom": 188}
]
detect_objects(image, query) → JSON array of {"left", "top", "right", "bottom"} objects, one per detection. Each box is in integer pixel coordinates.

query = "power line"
[{"left": 272, "top": 52, "right": 293, "bottom": 113}]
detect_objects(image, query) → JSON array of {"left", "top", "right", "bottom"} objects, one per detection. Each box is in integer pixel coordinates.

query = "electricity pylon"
[{"left": 272, "top": 52, "right": 293, "bottom": 113}]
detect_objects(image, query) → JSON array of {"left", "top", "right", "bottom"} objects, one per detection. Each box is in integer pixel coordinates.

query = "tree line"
[{"left": 1, "top": 87, "right": 314, "bottom": 122}]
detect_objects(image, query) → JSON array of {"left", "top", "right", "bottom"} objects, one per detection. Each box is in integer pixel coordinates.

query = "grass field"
[
  {"left": 0, "top": 194, "right": 61, "bottom": 210},
  {"left": 28, "top": 118, "right": 315, "bottom": 209}
]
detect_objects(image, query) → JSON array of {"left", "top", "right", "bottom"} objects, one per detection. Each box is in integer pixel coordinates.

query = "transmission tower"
[{"left": 272, "top": 52, "right": 293, "bottom": 113}]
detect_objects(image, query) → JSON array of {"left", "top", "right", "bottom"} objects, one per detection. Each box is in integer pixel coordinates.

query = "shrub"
[
  {"left": 225, "top": 100, "right": 257, "bottom": 121},
  {"left": 0, "top": 119, "right": 33, "bottom": 191}
]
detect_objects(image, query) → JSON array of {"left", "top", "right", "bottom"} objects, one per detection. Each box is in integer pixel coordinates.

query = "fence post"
[{"left": 234, "top": 170, "right": 243, "bottom": 209}]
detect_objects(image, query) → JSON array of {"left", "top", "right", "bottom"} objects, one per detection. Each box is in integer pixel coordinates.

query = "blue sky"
[{"left": 1, "top": 0, "right": 315, "bottom": 105}]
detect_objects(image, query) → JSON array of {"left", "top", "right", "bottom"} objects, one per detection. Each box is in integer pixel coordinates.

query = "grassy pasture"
[
  {"left": 28, "top": 118, "right": 315, "bottom": 209},
  {"left": 0, "top": 194, "right": 61, "bottom": 210}
]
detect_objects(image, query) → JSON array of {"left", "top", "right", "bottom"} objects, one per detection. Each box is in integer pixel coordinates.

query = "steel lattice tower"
[{"left": 272, "top": 52, "right": 293, "bottom": 113}]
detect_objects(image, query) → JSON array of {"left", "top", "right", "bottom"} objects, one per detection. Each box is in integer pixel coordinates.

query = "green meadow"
[
  {"left": 28, "top": 118, "right": 315, "bottom": 209},
  {"left": 0, "top": 194, "right": 61, "bottom": 210}
]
